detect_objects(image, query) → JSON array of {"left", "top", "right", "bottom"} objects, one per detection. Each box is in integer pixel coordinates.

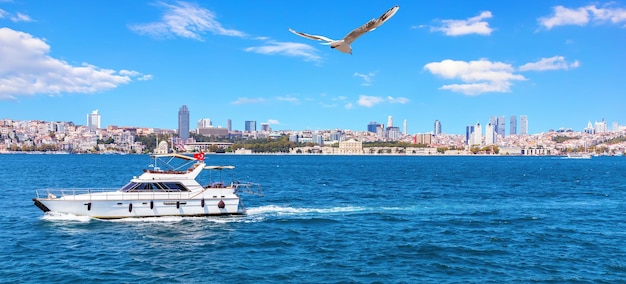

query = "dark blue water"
[{"left": 2, "top": 154, "right": 626, "bottom": 283}]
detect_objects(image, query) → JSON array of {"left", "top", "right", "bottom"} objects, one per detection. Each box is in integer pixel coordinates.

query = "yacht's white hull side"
[{"left": 35, "top": 194, "right": 243, "bottom": 219}]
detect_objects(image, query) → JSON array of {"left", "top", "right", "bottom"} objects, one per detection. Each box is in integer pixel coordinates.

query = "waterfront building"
[
  {"left": 510, "top": 116, "right": 517, "bottom": 135},
  {"left": 434, "top": 120, "right": 442, "bottom": 136},
  {"left": 338, "top": 139, "right": 363, "bottom": 154},
  {"left": 245, "top": 121, "right": 256, "bottom": 133},
  {"left": 178, "top": 105, "right": 190, "bottom": 141},
  {"left": 87, "top": 110, "right": 101, "bottom": 131},
  {"left": 520, "top": 115, "right": 528, "bottom": 135}
]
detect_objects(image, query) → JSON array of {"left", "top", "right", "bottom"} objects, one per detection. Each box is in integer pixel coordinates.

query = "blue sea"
[{"left": 2, "top": 154, "right": 626, "bottom": 283}]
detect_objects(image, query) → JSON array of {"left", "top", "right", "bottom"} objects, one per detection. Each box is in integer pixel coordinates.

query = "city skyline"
[{"left": 1, "top": 1, "right": 625, "bottom": 134}]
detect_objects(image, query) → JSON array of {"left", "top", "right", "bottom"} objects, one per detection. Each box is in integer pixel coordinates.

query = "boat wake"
[
  {"left": 247, "top": 205, "right": 368, "bottom": 216},
  {"left": 41, "top": 212, "right": 91, "bottom": 222}
]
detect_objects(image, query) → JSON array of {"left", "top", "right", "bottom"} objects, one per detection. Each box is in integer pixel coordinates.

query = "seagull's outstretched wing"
[
  {"left": 288, "top": 28, "right": 335, "bottom": 43},
  {"left": 343, "top": 5, "right": 399, "bottom": 44}
]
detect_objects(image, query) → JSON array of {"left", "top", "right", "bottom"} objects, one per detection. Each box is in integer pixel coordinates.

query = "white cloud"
[
  {"left": 424, "top": 59, "right": 526, "bottom": 95},
  {"left": 539, "top": 4, "right": 626, "bottom": 29},
  {"left": 267, "top": 119, "right": 280, "bottom": 125},
  {"left": 586, "top": 5, "right": 626, "bottom": 24},
  {"left": 387, "top": 96, "right": 410, "bottom": 104},
  {"left": 245, "top": 40, "right": 321, "bottom": 62},
  {"left": 354, "top": 95, "right": 409, "bottom": 107},
  {"left": 0, "top": 28, "right": 148, "bottom": 100},
  {"left": 11, "top": 12, "right": 32, "bottom": 22},
  {"left": 518, "top": 56, "right": 580, "bottom": 71},
  {"left": 231, "top": 97, "right": 265, "bottom": 105},
  {"left": 344, "top": 102, "right": 353, "bottom": 109},
  {"left": 0, "top": 8, "right": 33, "bottom": 22},
  {"left": 276, "top": 95, "right": 299, "bottom": 104},
  {"left": 353, "top": 72, "right": 375, "bottom": 86},
  {"left": 357, "top": 95, "right": 384, "bottom": 107},
  {"left": 431, "top": 11, "right": 494, "bottom": 36},
  {"left": 129, "top": 1, "right": 245, "bottom": 40}
]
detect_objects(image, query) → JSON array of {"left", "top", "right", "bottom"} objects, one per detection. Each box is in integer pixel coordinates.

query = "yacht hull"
[{"left": 33, "top": 197, "right": 243, "bottom": 219}]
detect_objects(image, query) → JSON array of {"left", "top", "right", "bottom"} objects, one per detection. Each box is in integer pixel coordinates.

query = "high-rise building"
[
  {"left": 520, "top": 115, "right": 528, "bottom": 135},
  {"left": 497, "top": 115, "right": 506, "bottom": 137},
  {"left": 595, "top": 118, "right": 608, "bottom": 133},
  {"left": 178, "top": 105, "right": 190, "bottom": 140},
  {"left": 197, "top": 118, "right": 212, "bottom": 128},
  {"left": 434, "top": 120, "right": 441, "bottom": 136},
  {"left": 466, "top": 125, "right": 474, "bottom": 145},
  {"left": 403, "top": 119, "right": 407, "bottom": 135},
  {"left": 227, "top": 119, "right": 232, "bottom": 132},
  {"left": 387, "top": 116, "right": 393, "bottom": 128},
  {"left": 87, "top": 109, "right": 101, "bottom": 130},
  {"left": 472, "top": 122, "right": 482, "bottom": 146},
  {"left": 387, "top": 126, "right": 401, "bottom": 141},
  {"left": 245, "top": 120, "right": 256, "bottom": 132},
  {"left": 260, "top": 123, "right": 270, "bottom": 132},
  {"left": 510, "top": 116, "right": 517, "bottom": 135},
  {"left": 485, "top": 123, "right": 496, "bottom": 145},
  {"left": 367, "top": 122, "right": 381, "bottom": 133},
  {"left": 466, "top": 122, "right": 482, "bottom": 145}
]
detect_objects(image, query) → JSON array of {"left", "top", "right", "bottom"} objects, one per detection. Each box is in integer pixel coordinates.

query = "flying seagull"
[{"left": 289, "top": 5, "right": 399, "bottom": 55}]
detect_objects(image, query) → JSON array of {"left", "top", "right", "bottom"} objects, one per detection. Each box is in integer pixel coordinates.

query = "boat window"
[
  {"left": 160, "top": 182, "right": 189, "bottom": 192},
  {"left": 131, "top": 183, "right": 153, "bottom": 192},
  {"left": 120, "top": 182, "right": 138, "bottom": 192}
]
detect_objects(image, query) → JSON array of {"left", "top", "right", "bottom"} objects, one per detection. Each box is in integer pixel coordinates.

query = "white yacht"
[{"left": 33, "top": 153, "right": 262, "bottom": 219}]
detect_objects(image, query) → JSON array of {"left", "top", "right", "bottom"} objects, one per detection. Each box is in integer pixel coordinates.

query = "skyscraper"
[
  {"left": 403, "top": 119, "right": 407, "bottom": 135},
  {"left": 245, "top": 120, "right": 256, "bottom": 132},
  {"left": 520, "top": 115, "right": 528, "bottom": 135},
  {"left": 510, "top": 116, "right": 517, "bottom": 135},
  {"left": 485, "top": 123, "right": 496, "bottom": 145},
  {"left": 260, "top": 123, "right": 270, "bottom": 132},
  {"left": 197, "top": 118, "right": 212, "bottom": 128},
  {"left": 387, "top": 116, "right": 393, "bottom": 128},
  {"left": 178, "top": 105, "right": 190, "bottom": 140},
  {"left": 472, "top": 122, "right": 482, "bottom": 146},
  {"left": 227, "top": 119, "right": 232, "bottom": 132},
  {"left": 367, "top": 122, "right": 381, "bottom": 133},
  {"left": 434, "top": 120, "right": 441, "bottom": 136},
  {"left": 466, "top": 123, "right": 482, "bottom": 145},
  {"left": 466, "top": 125, "right": 474, "bottom": 145},
  {"left": 497, "top": 115, "right": 506, "bottom": 137},
  {"left": 87, "top": 109, "right": 101, "bottom": 130}
]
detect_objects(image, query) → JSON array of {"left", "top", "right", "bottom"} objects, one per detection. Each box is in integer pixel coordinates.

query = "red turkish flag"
[{"left": 193, "top": 152, "right": 205, "bottom": 161}]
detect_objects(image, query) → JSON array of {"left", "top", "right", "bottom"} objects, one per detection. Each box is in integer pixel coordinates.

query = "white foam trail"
[
  {"left": 246, "top": 205, "right": 368, "bottom": 216},
  {"left": 41, "top": 212, "right": 91, "bottom": 222}
]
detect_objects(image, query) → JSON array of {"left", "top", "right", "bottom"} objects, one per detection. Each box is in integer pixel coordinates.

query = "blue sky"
[{"left": 1, "top": 1, "right": 625, "bottom": 134}]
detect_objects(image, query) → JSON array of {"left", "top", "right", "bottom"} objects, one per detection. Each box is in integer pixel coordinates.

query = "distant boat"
[{"left": 566, "top": 153, "right": 592, "bottom": 159}]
